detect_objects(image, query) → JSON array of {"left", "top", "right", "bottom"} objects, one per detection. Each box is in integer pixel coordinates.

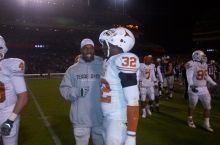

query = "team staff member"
[
  {"left": 0, "top": 35, "right": 28, "bottom": 145},
  {"left": 99, "top": 27, "right": 140, "bottom": 145},
  {"left": 59, "top": 38, "right": 104, "bottom": 145}
]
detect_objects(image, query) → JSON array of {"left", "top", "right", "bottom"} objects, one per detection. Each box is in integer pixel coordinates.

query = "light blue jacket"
[{"left": 60, "top": 56, "right": 103, "bottom": 127}]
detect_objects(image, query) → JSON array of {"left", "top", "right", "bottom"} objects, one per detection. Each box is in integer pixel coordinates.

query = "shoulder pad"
[
  {"left": 3, "top": 58, "right": 25, "bottom": 76},
  {"left": 185, "top": 60, "right": 194, "bottom": 69},
  {"left": 115, "top": 53, "right": 140, "bottom": 73}
]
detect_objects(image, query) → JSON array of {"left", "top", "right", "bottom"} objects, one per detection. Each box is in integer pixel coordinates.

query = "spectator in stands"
[{"left": 59, "top": 38, "right": 104, "bottom": 145}]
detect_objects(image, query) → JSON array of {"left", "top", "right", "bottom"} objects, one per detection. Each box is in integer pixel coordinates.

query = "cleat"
[
  {"left": 169, "top": 93, "right": 173, "bottom": 99},
  {"left": 203, "top": 124, "right": 214, "bottom": 133},
  {"left": 146, "top": 108, "right": 152, "bottom": 116},
  {"left": 187, "top": 118, "right": 196, "bottom": 128},
  {"left": 142, "top": 109, "right": 146, "bottom": 118}
]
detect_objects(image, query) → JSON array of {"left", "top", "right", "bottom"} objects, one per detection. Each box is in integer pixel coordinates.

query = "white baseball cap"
[{"left": 80, "top": 38, "right": 94, "bottom": 48}]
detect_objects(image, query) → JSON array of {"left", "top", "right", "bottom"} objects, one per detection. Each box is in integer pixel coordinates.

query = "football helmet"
[
  {"left": 192, "top": 50, "right": 206, "bottom": 62},
  {"left": 99, "top": 27, "right": 135, "bottom": 57},
  {"left": 156, "top": 58, "right": 161, "bottom": 62},
  {"left": 210, "top": 60, "right": 215, "bottom": 64},
  {"left": 0, "top": 35, "right": 7, "bottom": 59}
]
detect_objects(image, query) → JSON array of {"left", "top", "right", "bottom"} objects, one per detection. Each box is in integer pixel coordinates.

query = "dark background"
[{"left": 0, "top": 0, "right": 219, "bottom": 54}]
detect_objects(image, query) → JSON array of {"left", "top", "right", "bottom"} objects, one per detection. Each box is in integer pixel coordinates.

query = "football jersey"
[
  {"left": 139, "top": 63, "right": 156, "bottom": 87},
  {"left": 0, "top": 58, "right": 26, "bottom": 109},
  {"left": 100, "top": 53, "right": 140, "bottom": 121},
  {"left": 186, "top": 60, "right": 209, "bottom": 87}
]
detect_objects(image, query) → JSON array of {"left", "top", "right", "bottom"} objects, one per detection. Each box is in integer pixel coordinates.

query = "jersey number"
[
  {"left": 100, "top": 79, "right": 111, "bottom": 103},
  {"left": 122, "top": 57, "right": 137, "bottom": 67},
  {"left": 0, "top": 81, "right": 6, "bottom": 103},
  {"left": 145, "top": 70, "right": 150, "bottom": 79},
  {"left": 196, "top": 70, "right": 208, "bottom": 80}
]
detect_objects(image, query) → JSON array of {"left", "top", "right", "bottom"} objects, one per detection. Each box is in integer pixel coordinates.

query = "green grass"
[{"left": 18, "top": 79, "right": 220, "bottom": 145}]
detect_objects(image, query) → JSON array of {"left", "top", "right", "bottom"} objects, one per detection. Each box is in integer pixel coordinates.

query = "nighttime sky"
[
  {"left": 125, "top": 0, "right": 218, "bottom": 51},
  {"left": 0, "top": 0, "right": 219, "bottom": 52},
  {"left": 90, "top": 0, "right": 218, "bottom": 51}
]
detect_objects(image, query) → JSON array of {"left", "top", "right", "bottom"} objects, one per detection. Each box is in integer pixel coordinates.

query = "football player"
[
  {"left": 185, "top": 50, "right": 218, "bottom": 132},
  {"left": 139, "top": 55, "right": 157, "bottom": 117},
  {"left": 163, "top": 56, "right": 174, "bottom": 99},
  {"left": 154, "top": 58, "right": 163, "bottom": 112},
  {"left": 99, "top": 27, "right": 140, "bottom": 145},
  {"left": 0, "top": 35, "right": 28, "bottom": 145}
]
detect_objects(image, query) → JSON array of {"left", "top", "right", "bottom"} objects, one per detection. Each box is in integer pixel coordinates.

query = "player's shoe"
[
  {"left": 187, "top": 118, "right": 196, "bottom": 128},
  {"left": 202, "top": 124, "right": 214, "bottom": 133},
  {"left": 146, "top": 108, "right": 152, "bottom": 116},
  {"left": 142, "top": 109, "right": 146, "bottom": 118},
  {"left": 168, "top": 93, "right": 173, "bottom": 99}
]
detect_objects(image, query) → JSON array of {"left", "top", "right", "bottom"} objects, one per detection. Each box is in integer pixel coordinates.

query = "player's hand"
[
  {"left": 190, "top": 85, "right": 198, "bottom": 93},
  {"left": 124, "top": 135, "right": 136, "bottom": 145},
  {"left": 0, "top": 119, "right": 14, "bottom": 136},
  {"left": 80, "top": 86, "right": 89, "bottom": 97},
  {"left": 213, "top": 84, "right": 220, "bottom": 90}
]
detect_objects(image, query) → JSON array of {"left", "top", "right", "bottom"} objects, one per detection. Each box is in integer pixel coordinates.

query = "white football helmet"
[
  {"left": 156, "top": 58, "right": 161, "bottom": 62},
  {"left": 0, "top": 35, "right": 8, "bottom": 59},
  {"left": 192, "top": 50, "right": 206, "bottom": 62},
  {"left": 99, "top": 27, "right": 135, "bottom": 57},
  {"left": 210, "top": 60, "right": 215, "bottom": 64}
]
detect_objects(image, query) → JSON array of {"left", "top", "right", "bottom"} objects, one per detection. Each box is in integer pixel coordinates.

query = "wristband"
[
  {"left": 127, "top": 131, "right": 136, "bottom": 137},
  {"left": 8, "top": 113, "right": 18, "bottom": 122}
]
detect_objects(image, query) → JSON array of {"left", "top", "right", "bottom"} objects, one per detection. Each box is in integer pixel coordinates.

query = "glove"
[
  {"left": 124, "top": 135, "right": 136, "bottom": 145},
  {"left": 0, "top": 119, "right": 14, "bottom": 136},
  {"left": 80, "top": 86, "right": 89, "bottom": 97},
  {"left": 190, "top": 85, "right": 198, "bottom": 93},
  {"left": 154, "top": 81, "right": 158, "bottom": 88}
]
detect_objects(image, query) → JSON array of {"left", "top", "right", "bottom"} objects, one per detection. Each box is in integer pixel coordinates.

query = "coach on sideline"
[{"left": 59, "top": 38, "right": 104, "bottom": 145}]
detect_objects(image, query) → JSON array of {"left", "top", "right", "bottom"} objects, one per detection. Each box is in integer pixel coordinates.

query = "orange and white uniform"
[
  {"left": 139, "top": 63, "right": 156, "bottom": 101},
  {"left": 0, "top": 58, "right": 26, "bottom": 145},
  {"left": 186, "top": 60, "right": 216, "bottom": 109},
  {"left": 100, "top": 53, "right": 140, "bottom": 145}
]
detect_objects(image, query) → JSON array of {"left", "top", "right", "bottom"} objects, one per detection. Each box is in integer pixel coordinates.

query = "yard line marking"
[{"left": 28, "top": 88, "right": 62, "bottom": 145}]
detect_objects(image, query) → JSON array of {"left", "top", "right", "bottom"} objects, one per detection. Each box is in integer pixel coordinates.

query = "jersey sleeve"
[
  {"left": 185, "top": 60, "right": 194, "bottom": 86},
  {"left": 115, "top": 53, "right": 140, "bottom": 106},
  {"left": 151, "top": 64, "right": 157, "bottom": 82},
  {"left": 3, "top": 58, "right": 27, "bottom": 93},
  {"left": 115, "top": 53, "right": 140, "bottom": 74},
  {"left": 6, "top": 58, "right": 25, "bottom": 76}
]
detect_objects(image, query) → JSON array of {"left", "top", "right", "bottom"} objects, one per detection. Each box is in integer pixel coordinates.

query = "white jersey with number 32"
[
  {"left": 0, "top": 58, "right": 26, "bottom": 109},
  {"left": 100, "top": 53, "right": 140, "bottom": 121}
]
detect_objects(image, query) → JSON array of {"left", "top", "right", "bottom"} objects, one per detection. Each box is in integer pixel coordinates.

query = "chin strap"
[
  {"left": 105, "top": 40, "right": 110, "bottom": 57},
  {"left": 0, "top": 52, "right": 4, "bottom": 60}
]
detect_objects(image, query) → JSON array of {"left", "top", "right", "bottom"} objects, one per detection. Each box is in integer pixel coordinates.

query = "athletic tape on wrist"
[
  {"left": 127, "top": 131, "right": 136, "bottom": 137},
  {"left": 8, "top": 113, "right": 18, "bottom": 122}
]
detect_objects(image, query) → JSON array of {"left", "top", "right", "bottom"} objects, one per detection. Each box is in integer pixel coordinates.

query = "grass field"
[{"left": 18, "top": 79, "right": 220, "bottom": 145}]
